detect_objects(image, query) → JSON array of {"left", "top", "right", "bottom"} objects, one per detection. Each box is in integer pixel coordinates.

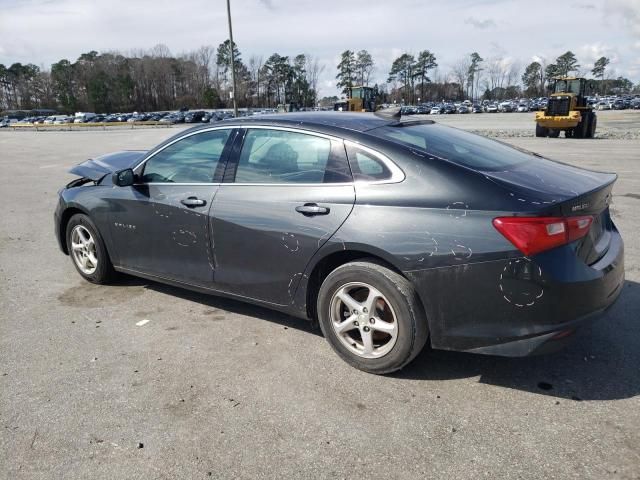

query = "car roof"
[{"left": 183, "top": 112, "right": 397, "bottom": 136}]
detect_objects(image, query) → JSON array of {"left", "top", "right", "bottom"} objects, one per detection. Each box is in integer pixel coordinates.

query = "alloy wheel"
[
  {"left": 70, "top": 225, "right": 98, "bottom": 275},
  {"left": 329, "top": 282, "right": 398, "bottom": 359}
]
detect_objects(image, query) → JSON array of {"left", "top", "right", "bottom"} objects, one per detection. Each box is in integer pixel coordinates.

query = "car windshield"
[{"left": 368, "top": 123, "right": 532, "bottom": 171}]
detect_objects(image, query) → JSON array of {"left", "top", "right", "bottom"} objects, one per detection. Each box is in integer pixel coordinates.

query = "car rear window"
[{"left": 369, "top": 123, "right": 532, "bottom": 171}]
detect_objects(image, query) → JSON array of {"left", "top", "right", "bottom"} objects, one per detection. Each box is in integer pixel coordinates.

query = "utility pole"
[{"left": 226, "top": 0, "right": 238, "bottom": 118}]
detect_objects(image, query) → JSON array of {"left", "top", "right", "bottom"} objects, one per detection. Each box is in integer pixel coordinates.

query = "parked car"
[
  {"left": 471, "top": 104, "right": 483, "bottom": 113},
  {"left": 612, "top": 99, "right": 626, "bottom": 110},
  {"left": 443, "top": 104, "right": 456, "bottom": 114},
  {"left": 430, "top": 106, "right": 443, "bottom": 115},
  {"left": 457, "top": 105, "right": 470, "bottom": 114},
  {"left": 159, "top": 113, "right": 184, "bottom": 124},
  {"left": 485, "top": 103, "right": 499, "bottom": 113},
  {"left": 185, "top": 111, "right": 206, "bottom": 123},
  {"left": 54, "top": 112, "right": 624, "bottom": 374},
  {"left": 499, "top": 101, "right": 514, "bottom": 112}
]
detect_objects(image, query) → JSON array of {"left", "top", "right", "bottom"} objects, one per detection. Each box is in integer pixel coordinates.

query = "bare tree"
[
  {"left": 305, "top": 55, "right": 325, "bottom": 105},
  {"left": 450, "top": 56, "right": 471, "bottom": 98}
]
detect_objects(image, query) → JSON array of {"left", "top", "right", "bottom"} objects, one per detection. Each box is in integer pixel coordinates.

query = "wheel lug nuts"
[
  {"left": 370, "top": 318, "right": 375, "bottom": 324},
  {"left": 362, "top": 307, "right": 368, "bottom": 313},
  {"left": 353, "top": 321, "right": 359, "bottom": 326},
  {"left": 363, "top": 326, "right": 370, "bottom": 332}
]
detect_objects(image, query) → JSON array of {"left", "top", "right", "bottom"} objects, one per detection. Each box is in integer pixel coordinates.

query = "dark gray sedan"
[{"left": 55, "top": 112, "right": 624, "bottom": 373}]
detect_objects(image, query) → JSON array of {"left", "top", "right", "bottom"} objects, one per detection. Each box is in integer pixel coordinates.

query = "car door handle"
[
  {"left": 181, "top": 196, "right": 206, "bottom": 208},
  {"left": 295, "top": 203, "right": 330, "bottom": 216}
]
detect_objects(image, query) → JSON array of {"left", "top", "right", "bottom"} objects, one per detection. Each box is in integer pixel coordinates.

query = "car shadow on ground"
[
  {"left": 116, "top": 276, "right": 639, "bottom": 401},
  {"left": 396, "top": 280, "right": 640, "bottom": 402},
  {"left": 136, "top": 279, "right": 322, "bottom": 336}
]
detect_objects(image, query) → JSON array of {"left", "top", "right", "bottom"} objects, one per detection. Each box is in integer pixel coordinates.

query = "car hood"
[{"left": 69, "top": 150, "right": 147, "bottom": 180}]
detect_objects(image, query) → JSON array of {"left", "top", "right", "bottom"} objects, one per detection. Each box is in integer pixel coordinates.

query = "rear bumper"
[{"left": 406, "top": 229, "right": 625, "bottom": 356}]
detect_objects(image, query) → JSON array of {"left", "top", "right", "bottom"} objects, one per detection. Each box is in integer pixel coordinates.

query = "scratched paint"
[
  {"left": 498, "top": 258, "right": 544, "bottom": 307},
  {"left": 282, "top": 232, "right": 300, "bottom": 252}
]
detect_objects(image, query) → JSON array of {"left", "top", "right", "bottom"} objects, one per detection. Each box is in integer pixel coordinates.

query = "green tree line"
[
  {"left": 1, "top": 46, "right": 638, "bottom": 113},
  {"left": 0, "top": 41, "right": 324, "bottom": 113}
]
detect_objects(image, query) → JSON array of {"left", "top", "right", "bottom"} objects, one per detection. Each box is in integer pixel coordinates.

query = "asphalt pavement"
[{"left": 1, "top": 116, "right": 639, "bottom": 479}]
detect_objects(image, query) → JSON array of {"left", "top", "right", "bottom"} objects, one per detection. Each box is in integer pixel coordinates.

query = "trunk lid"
[
  {"left": 69, "top": 150, "right": 146, "bottom": 181},
  {"left": 485, "top": 157, "right": 616, "bottom": 265}
]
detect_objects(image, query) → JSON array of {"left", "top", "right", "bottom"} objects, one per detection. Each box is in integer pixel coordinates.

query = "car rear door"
[
  {"left": 210, "top": 127, "right": 355, "bottom": 305},
  {"left": 107, "top": 127, "right": 236, "bottom": 285}
]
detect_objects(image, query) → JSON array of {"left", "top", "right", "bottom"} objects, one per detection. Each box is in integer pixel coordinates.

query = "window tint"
[
  {"left": 235, "top": 129, "right": 350, "bottom": 184},
  {"left": 141, "top": 129, "right": 231, "bottom": 183},
  {"left": 370, "top": 123, "right": 531, "bottom": 171},
  {"left": 345, "top": 145, "right": 392, "bottom": 181}
]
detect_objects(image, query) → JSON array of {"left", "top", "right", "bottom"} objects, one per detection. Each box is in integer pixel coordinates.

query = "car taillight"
[{"left": 492, "top": 216, "right": 593, "bottom": 256}]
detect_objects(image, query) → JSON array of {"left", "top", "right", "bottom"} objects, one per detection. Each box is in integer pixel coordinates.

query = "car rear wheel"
[
  {"left": 66, "top": 213, "right": 115, "bottom": 284},
  {"left": 548, "top": 129, "right": 560, "bottom": 138},
  {"left": 317, "top": 260, "right": 429, "bottom": 374}
]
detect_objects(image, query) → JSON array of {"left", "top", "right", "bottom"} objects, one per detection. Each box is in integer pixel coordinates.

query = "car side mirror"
[{"left": 113, "top": 168, "right": 135, "bottom": 187}]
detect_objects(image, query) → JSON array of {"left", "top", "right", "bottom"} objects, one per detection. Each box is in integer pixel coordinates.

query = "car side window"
[
  {"left": 141, "top": 129, "right": 231, "bottom": 183},
  {"left": 345, "top": 144, "right": 392, "bottom": 181},
  {"left": 234, "top": 129, "right": 351, "bottom": 184}
]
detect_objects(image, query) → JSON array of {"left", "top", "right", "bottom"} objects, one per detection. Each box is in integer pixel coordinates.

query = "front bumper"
[
  {"left": 406, "top": 230, "right": 625, "bottom": 356},
  {"left": 54, "top": 195, "right": 67, "bottom": 254}
]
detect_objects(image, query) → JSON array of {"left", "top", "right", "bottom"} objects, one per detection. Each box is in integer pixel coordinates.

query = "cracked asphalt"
[{"left": 1, "top": 113, "right": 639, "bottom": 479}]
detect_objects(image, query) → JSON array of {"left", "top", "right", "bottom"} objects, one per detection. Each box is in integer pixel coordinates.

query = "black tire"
[
  {"left": 548, "top": 129, "right": 560, "bottom": 138},
  {"left": 317, "top": 260, "right": 429, "bottom": 374},
  {"left": 565, "top": 128, "right": 574, "bottom": 138},
  {"left": 535, "top": 123, "right": 548, "bottom": 137},
  {"left": 574, "top": 113, "right": 589, "bottom": 138},
  {"left": 65, "top": 213, "right": 115, "bottom": 284},
  {"left": 587, "top": 113, "right": 597, "bottom": 138}
]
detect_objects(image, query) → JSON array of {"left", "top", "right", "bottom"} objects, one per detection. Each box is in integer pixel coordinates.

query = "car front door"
[
  {"left": 107, "top": 127, "right": 235, "bottom": 285},
  {"left": 210, "top": 127, "right": 355, "bottom": 305}
]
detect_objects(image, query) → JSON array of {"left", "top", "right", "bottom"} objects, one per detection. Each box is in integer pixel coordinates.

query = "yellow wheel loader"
[
  {"left": 334, "top": 86, "right": 376, "bottom": 112},
  {"left": 535, "top": 77, "right": 597, "bottom": 139}
]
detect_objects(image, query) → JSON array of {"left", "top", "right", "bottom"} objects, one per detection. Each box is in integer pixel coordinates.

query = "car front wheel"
[
  {"left": 317, "top": 260, "right": 429, "bottom": 374},
  {"left": 66, "top": 213, "right": 115, "bottom": 284}
]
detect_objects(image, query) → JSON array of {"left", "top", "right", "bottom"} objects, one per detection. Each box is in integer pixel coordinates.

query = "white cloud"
[
  {"left": 464, "top": 17, "right": 497, "bottom": 29},
  {"left": 0, "top": 0, "right": 638, "bottom": 97},
  {"left": 604, "top": 0, "right": 640, "bottom": 37},
  {"left": 577, "top": 43, "right": 620, "bottom": 68}
]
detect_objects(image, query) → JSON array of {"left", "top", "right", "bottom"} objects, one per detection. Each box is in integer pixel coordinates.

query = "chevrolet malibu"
[{"left": 54, "top": 112, "right": 624, "bottom": 374}]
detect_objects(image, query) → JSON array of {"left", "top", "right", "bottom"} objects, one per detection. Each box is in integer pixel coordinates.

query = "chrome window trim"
[
  {"left": 219, "top": 182, "right": 355, "bottom": 187},
  {"left": 139, "top": 182, "right": 222, "bottom": 186},
  {"left": 132, "top": 124, "right": 405, "bottom": 186}
]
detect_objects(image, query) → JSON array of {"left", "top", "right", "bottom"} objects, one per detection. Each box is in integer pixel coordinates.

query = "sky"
[{"left": 1, "top": 0, "right": 639, "bottom": 97}]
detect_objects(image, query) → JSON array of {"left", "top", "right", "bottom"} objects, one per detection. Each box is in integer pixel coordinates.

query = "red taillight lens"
[
  {"left": 566, "top": 216, "right": 593, "bottom": 242},
  {"left": 493, "top": 215, "right": 593, "bottom": 256}
]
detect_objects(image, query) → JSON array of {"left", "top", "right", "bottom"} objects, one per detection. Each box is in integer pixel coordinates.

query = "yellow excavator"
[
  {"left": 334, "top": 86, "right": 376, "bottom": 112},
  {"left": 535, "top": 77, "right": 597, "bottom": 138}
]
